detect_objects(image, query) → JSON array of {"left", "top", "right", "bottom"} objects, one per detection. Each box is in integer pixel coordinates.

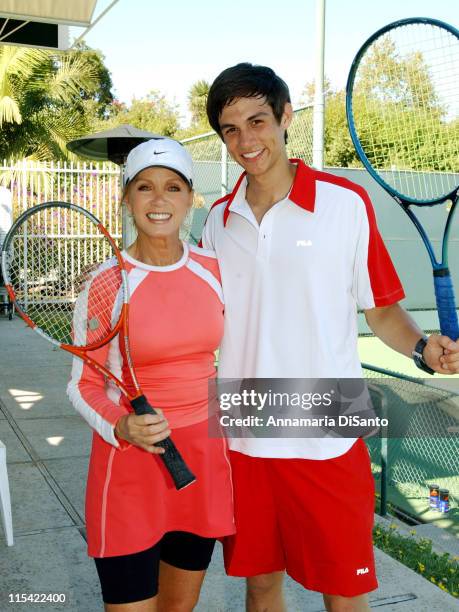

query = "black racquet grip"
[{"left": 130, "top": 395, "right": 196, "bottom": 490}]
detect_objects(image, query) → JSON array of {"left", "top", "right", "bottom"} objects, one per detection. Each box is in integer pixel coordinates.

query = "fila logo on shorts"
[{"left": 356, "top": 567, "right": 370, "bottom": 575}]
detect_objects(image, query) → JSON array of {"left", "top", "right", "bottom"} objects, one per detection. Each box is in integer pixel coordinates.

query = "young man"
[{"left": 200, "top": 63, "right": 459, "bottom": 612}]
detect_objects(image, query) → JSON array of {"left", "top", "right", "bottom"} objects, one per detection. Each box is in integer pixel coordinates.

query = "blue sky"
[{"left": 71, "top": 0, "right": 458, "bottom": 126}]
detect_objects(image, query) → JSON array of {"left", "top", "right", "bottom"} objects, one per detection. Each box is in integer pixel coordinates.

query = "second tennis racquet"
[{"left": 346, "top": 17, "right": 459, "bottom": 340}]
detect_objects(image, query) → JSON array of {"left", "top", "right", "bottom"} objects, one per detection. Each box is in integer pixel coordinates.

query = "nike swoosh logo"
[{"left": 154, "top": 151, "right": 166, "bottom": 155}]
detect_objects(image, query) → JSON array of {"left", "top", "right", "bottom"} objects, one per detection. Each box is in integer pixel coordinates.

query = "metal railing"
[{"left": 1, "top": 159, "right": 121, "bottom": 240}]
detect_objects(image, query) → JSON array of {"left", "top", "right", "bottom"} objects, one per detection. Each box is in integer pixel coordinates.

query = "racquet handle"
[
  {"left": 433, "top": 269, "right": 459, "bottom": 341},
  {"left": 130, "top": 395, "right": 196, "bottom": 490}
]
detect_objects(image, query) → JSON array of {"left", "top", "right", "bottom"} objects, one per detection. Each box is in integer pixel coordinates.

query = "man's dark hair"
[{"left": 206, "top": 63, "right": 291, "bottom": 142}]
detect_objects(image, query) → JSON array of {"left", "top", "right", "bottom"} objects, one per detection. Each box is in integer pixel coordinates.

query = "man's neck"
[{"left": 246, "top": 158, "right": 297, "bottom": 224}]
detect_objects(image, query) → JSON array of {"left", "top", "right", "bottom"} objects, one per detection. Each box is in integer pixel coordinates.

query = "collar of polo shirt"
[{"left": 221, "top": 159, "right": 316, "bottom": 226}]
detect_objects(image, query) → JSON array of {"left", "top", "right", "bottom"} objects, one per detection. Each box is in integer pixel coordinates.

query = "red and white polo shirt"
[{"left": 201, "top": 159, "right": 405, "bottom": 460}]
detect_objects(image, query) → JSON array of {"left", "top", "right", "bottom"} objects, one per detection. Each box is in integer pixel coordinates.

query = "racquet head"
[
  {"left": 346, "top": 17, "right": 459, "bottom": 205},
  {"left": 1, "top": 201, "right": 127, "bottom": 349}
]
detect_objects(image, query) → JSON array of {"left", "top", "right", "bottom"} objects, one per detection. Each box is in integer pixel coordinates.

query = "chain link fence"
[{"left": 363, "top": 364, "right": 459, "bottom": 520}]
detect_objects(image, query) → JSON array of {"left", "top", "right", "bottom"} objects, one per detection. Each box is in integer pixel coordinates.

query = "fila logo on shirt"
[
  {"left": 356, "top": 567, "right": 369, "bottom": 576},
  {"left": 296, "top": 239, "right": 313, "bottom": 247}
]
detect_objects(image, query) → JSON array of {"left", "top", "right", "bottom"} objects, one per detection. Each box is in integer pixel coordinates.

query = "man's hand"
[
  {"left": 424, "top": 335, "right": 459, "bottom": 374},
  {"left": 115, "top": 410, "right": 171, "bottom": 453},
  {"left": 364, "top": 304, "right": 459, "bottom": 375}
]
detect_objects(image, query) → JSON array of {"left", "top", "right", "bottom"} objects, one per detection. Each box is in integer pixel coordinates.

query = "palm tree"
[
  {"left": 188, "top": 80, "right": 210, "bottom": 130},
  {"left": 0, "top": 45, "right": 100, "bottom": 185}
]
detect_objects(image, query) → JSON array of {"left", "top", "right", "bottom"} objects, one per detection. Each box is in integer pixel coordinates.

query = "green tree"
[
  {"left": 324, "top": 91, "right": 360, "bottom": 168},
  {"left": 300, "top": 76, "right": 333, "bottom": 106},
  {"left": 350, "top": 35, "right": 456, "bottom": 173},
  {"left": 301, "top": 39, "right": 458, "bottom": 171},
  {"left": 188, "top": 79, "right": 210, "bottom": 131},
  {"left": 71, "top": 41, "right": 114, "bottom": 120},
  {"left": 95, "top": 91, "right": 180, "bottom": 137},
  {"left": 356, "top": 38, "right": 438, "bottom": 109},
  {"left": 0, "top": 45, "right": 102, "bottom": 163},
  {"left": 299, "top": 77, "right": 359, "bottom": 168}
]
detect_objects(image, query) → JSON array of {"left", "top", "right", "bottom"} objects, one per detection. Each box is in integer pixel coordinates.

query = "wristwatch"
[{"left": 412, "top": 336, "right": 435, "bottom": 375}]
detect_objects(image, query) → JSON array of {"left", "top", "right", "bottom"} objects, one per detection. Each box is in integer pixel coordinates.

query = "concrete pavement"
[{"left": 0, "top": 316, "right": 458, "bottom": 611}]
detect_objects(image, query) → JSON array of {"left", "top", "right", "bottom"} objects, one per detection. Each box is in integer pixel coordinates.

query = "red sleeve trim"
[
  {"left": 302, "top": 168, "right": 405, "bottom": 306},
  {"left": 355, "top": 184, "right": 405, "bottom": 307}
]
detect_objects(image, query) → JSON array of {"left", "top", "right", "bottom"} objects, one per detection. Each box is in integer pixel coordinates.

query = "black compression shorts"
[{"left": 94, "top": 531, "right": 216, "bottom": 604}]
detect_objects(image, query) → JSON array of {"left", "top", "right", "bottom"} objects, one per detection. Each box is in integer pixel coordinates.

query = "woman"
[{"left": 67, "top": 137, "right": 234, "bottom": 611}]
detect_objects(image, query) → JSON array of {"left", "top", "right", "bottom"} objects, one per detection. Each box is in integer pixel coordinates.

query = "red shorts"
[{"left": 222, "top": 438, "right": 377, "bottom": 597}]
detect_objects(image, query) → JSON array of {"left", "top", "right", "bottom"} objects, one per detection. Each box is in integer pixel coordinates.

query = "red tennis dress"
[{"left": 67, "top": 243, "right": 235, "bottom": 557}]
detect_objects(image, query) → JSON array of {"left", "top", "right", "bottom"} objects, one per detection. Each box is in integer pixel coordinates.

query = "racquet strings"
[
  {"left": 351, "top": 21, "right": 459, "bottom": 201},
  {"left": 6, "top": 206, "right": 123, "bottom": 347}
]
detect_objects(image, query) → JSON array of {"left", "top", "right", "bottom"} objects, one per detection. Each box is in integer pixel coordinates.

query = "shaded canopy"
[
  {"left": 67, "top": 124, "right": 162, "bottom": 165},
  {"left": 0, "top": 1, "right": 105, "bottom": 50},
  {"left": 0, "top": 1, "right": 97, "bottom": 26}
]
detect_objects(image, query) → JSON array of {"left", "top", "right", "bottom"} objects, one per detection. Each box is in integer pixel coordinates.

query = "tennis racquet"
[
  {"left": 346, "top": 17, "right": 459, "bottom": 340},
  {"left": 1, "top": 201, "right": 196, "bottom": 490}
]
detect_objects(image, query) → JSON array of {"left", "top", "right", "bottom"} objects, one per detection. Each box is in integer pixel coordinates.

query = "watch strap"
[{"left": 412, "top": 337, "right": 435, "bottom": 375}]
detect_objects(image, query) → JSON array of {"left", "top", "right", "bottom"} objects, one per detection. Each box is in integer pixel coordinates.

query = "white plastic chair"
[{"left": 0, "top": 441, "right": 14, "bottom": 546}]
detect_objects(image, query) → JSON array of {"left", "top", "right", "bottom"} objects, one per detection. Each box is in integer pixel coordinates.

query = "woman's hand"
[{"left": 115, "top": 410, "right": 171, "bottom": 453}]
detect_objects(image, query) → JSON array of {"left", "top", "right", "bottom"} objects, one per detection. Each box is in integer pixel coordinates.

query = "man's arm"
[{"left": 364, "top": 303, "right": 459, "bottom": 374}]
